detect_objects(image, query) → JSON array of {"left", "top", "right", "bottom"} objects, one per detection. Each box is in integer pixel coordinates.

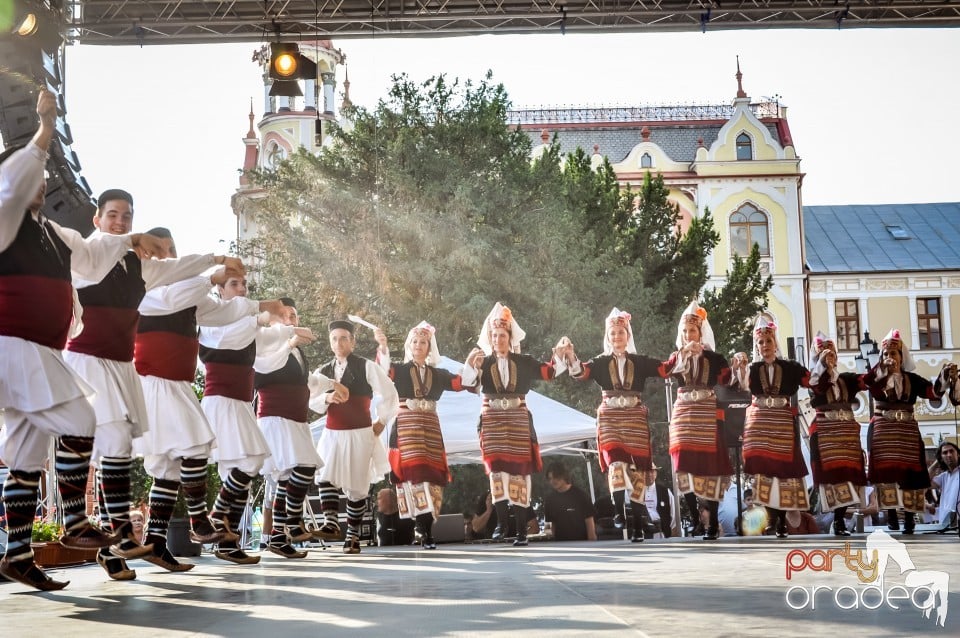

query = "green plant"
[{"left": 31, "top": 520, "right": 62, "bottom": 543}]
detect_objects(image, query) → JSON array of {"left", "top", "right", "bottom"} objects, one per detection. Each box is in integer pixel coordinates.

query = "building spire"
[
  {"left": 341, "top": 66, "right": 353, "bottom": 110},
  {"left": 735, "top": 56, "right": 747, "bottom": 99},
  {"left": 246, "top": 98, "right": 256, "bottom": 139}
]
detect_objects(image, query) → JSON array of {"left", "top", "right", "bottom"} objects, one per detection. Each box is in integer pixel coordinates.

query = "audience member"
[
  {"left": 636, "top": 464, "right": 675, "bottom": 538},
  {"left": 376, "top": 488, "right": 415, "bottom": 546},
  {"left": 928, "top": 441, "right": 959, "bottom": 529},
  {"left": 544, "top": 462, "right": 597, "bottom": 541},
  {"left": 737, "top": 488, "right": 768, "bottom": 536}
]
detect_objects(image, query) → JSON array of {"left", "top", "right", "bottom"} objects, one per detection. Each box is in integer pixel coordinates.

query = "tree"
[{"left": 701, "top": 243, "right": 774, "bottom": 356}]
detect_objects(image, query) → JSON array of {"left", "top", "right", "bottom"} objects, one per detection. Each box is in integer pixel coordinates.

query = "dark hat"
[
  {"left": 328, "top": 319, "right": 354, "bottom": 334},
  {"left": 279, "top": 297, "right": 296, "bottom": 308},
  {"left": 97, "top": 188, "right": 133, "bottom": 209}
]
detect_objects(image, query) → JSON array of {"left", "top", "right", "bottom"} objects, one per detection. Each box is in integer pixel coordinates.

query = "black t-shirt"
[
  {"left": 377, "top": 511, "right": 416, "bottom": 546},
  {"left": 544, "top": 485, "right": 595, "bottom": 541}
]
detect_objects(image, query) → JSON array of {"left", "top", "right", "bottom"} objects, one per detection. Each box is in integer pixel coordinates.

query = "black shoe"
[
  {"left": 512, "top": 537, "right": 528, "bottom": 547},
  {"left": 491, "top": 525, "right": 504, "bottom": 542},
  {"left": 776, "top": 519, "right": 788, "bottom": 539},
  {"left": 833, "top": 519, "right": 851, "bottom": 537},
  {"left": 903, "top": 512, "right": 916, "bottom": 535},
  {"left": 613, "top": 513, "right": 626, "bottom": 530},
  {"left": 630, "top": 533, "right": 643, "bottom": 543},
  {"left": 421, "top": 537, "right": 437, "bottom": 550},
  {"left": 703, "top": 527, "right": 719, "bottom": 541},
  {"left": 0, "top": 558, "right": 69, "bottom": 591}
]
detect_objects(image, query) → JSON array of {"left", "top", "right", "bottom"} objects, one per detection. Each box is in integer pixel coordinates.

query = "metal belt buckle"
[
  {"left": 494, "top": 398, "right": 511, "bottom": 410},
  {"left": 763, "top": 397, "right": 775, "bottom": 408}
]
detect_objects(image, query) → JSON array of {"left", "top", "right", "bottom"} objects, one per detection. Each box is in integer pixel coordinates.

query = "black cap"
[
  {"left": 279, "top": 297, "right": 296, "bottom": 308},
  {"left": 328, "top": 320, "right": 354, "bottom": 334},
  {"left": 97, "top": 188, "right": 133, "bottom": 209}
]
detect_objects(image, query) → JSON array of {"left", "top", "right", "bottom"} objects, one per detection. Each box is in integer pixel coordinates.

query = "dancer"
[
  {"left": 569, "top": 308, "right": 662, "bottom": 542},
  {"left": 864, "top": 329, "right": 957, "bottom": 534},
  {"left": 313, "top": 319, "right": 399, "bottom": 554},
  {"left": 0, "top": 90, "right": 166, "bottom": 590},
  {"left": 374, "top": 321, "right": 465, "bottom": 549},
  {"left": 200, "top": 275, "right": 278, "bottom": 564},
  {"left": 254, "top": 298, "right": 330, "bottom": 558},
  {"left": 64, "top": 190, "right": 243, "bottom": 574},
  {"left": 658, "top": 301, "right": 734, "bottom": 540},
  {"left": 807, "top": 332, "right": 867, "bottom": 536},
  {"left": 460, "top": 302, "right": 568, "bottom": 547},
  {"left": 740, "top": 317, "right": 810, "bottom": 539},
  {"left": 131, "top": 229, "right": 283, "bottom": 576}
]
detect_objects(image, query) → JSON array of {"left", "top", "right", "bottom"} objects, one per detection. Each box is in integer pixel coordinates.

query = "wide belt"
[
  {"left": 677, "top": 388, "right": 715, "bottom": 403},
  {"left": 403, "top": 398, "right": 437, "bottom": 412},
  {"left": 483, "top": 395, "right": 525, "bottom": 411},
  {"left": 878, "top": 409, "right": 914, "bottom": 422},
  {"left": 817, "top": 409, "right": 855, "bottom": 421},
  {"left": 603, "top": 395, "right": 642, "bottom": 409},
  {"left": 753, "top": 396, "right": 790, "bottom": 409}
]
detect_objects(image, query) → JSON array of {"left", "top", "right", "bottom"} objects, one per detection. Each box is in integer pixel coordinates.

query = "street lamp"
[{"left": 853, "top": 331, "right": 881, "bottom": 374}]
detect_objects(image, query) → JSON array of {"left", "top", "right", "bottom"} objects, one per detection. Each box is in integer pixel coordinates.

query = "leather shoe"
[
  {"left": 269, "top": 543, "right": 308, "bottom": 559},
  {"left": 286, "top": 523, "right": 315, "bottom": 544},
  {"left": 143, "top": 546, "right": 195, "bottom": 572},
  {"left": 613, "top": 514, "right": 626, "bottom": 530},
  {"left": 630, "top": 534, "right": 643, "bottom": 543},
  {"left": 421, "top": 536, "right": 437, "bottom": 550},
  {"left": 512, "top": 538, "right": 528, "bottom": 547},
  {"left": 833, "top": 520, "right": 851, "bottom": 537},
  {"left": 776, "top": 518, "right": 789, "bottom": 539},
  {"left": 342, "top": 538, "right": 361, "bottom": 555},
  {"left": 190, "top": 517, "right": 227, "bottom": 544},
  {"left": 491, "top": 525, "right": 504, "bottom": 542},
  {"left": 215, "top": 549, "right": 261, "bottom": 565},
  {"left": 703, "top": 527, "right": 719, "bottom": 541},
  {"left": 0, "top": 558, "right": 69, "bottom": 591},
  {"left": 109, "top": 537, "right": 155, "bottom": 560},
  {"left": 313, "top": 521, "right": 342, "bottom": 541},
  {"left": 97, "top": 551, "right": 136, "bottom": 581},
  {"left": 59, "top": 522, "right": 120, "bottom": 550}
]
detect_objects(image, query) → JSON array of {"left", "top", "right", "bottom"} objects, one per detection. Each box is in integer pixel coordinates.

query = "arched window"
[
  {"left": 640, "top": 152, "right": 653, "bottom": 168},
  {"left": 736, "top": 133, "right": 753, "bottom": 161},
  {"left": 730, "top": 204, "right": 769, "bottom": 257}
]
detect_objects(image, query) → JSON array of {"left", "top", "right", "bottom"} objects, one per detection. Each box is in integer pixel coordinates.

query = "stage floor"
[{"left": 2, "top": 534, "right": 958, "bottom": 637}]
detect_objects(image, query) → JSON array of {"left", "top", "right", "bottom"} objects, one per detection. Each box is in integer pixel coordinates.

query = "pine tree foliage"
[{"left": 701, "top": 243, "right": 775, "bottom": 356}]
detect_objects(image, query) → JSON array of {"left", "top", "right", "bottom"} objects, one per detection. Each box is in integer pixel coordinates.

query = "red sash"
[
  {"left": 204, "top": 362, "right": 254, "bottom": 401},
  {"left": 134, "top": 331, "right": 199, "bottom": 381},
  {"left": 326, "top": 395, "right": 373, "bottom": 430},
  {"left": 0, "top": 276, "right": 73, "bottom": 349},
  {"left": 257, "top": 384, "right": 310, "bottom": 422},
  {"left": 67, "top": 306, "right": 139, "bottom": 362}
]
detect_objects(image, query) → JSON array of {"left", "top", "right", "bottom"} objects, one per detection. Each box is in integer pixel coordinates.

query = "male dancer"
[
  {"left": 0, "top": 90, "right": 165, "bottom": 590},
  {"left": 313, "top": 320, "right": 398, "bottom": 554},
  {"left": 64, "top": 189, "right": 244, "bottom": 573},
  {"left": 254, "top": 298, "right": 337, "bottom": 557},
  {"left": 128, "top": 228, "right": 284, "bottom": 577}
]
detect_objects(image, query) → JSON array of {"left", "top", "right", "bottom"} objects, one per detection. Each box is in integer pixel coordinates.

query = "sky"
[{"left": 58, "top": 27, "right": 960, "bottom": 256}]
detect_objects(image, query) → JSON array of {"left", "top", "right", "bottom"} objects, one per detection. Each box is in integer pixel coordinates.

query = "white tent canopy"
[{"left": 310, "top": 356, "right": 597, "bottom": 465}]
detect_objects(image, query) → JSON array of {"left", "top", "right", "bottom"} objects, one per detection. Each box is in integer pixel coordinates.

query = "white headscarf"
[
  {"left": 808, "top": 330, "right": 838, "bottom": 385},
  {"left": 404, "top": 321, "right": 441, "bottom": 367},
  {"left": 603, "top": 307, "right": 637, "bottom": 355},
  {"left": 675, "top": 300, "right": 715, "bottom": 351},
  {"left": 477, "top": 302, "right": 525, "bottom": 356},
  {"left": 880, "top": 328, "right": 916, "bottom": 372},
  {"left": 752, "top": 315, "right": 782, "bottom": 362}
]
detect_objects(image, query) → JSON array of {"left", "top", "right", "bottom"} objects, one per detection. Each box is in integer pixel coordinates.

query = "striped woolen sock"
[
  {"left": 56, "top": 436, "right": 95, "bottom": 535},
  {"left": 1, "top": 470, "right": 41, "bottom": 563},
  {"left": 345, "top": 498, "right": 366, "bottom": 540},
  {"left": 211, "top": 468, "right": 252, "bottom": 521},
  {"left": 318, "top": 481, "right": 340, "bottom": 525},
  {"left": 218, "top": 485, "right": 251, "bottom": 550},
  {"left": 99, "top": 456, "right": 133, "bottom": 531},
  {"left": 180, "top": 458, "right": 210, "bottom": 528},
  {"left": 147, "top": 478, "right": 180, "bottom": 540},
  {"left": 95, "top": 469, "right": 113, "bottom": 532},
  {"left": 269, "top": 481, "right": 289, "bottom": 542},
  {"left": 284, "top": 466, "right": 315, "bottom": 529}
]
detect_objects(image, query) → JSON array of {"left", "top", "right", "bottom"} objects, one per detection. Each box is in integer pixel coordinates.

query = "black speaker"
[{"left": 715, "top": 384, "right": 751, "bottom": 448}]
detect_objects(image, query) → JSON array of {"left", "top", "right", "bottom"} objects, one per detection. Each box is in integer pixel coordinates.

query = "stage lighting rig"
[{"left": 268, "top": 42, "right": 316, "bottom": 97}]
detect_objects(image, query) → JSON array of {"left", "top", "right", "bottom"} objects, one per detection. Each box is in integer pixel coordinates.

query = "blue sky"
[{"left": 61, "top": 28, "right": 960, "bottom": 256}]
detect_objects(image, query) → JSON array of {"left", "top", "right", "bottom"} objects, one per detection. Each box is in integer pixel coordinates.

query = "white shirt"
[{"left": 933, "top": 467, "right": 959, "bottom": 523}]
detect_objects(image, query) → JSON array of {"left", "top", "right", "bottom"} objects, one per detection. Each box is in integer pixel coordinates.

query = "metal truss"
[{"left": 65, "top": 1, "right": 960, "bottom": 46}]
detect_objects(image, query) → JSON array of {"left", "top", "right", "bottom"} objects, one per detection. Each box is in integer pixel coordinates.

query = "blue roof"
[{"left": 804, "top": 203, "right": 960, "bottom": 273}]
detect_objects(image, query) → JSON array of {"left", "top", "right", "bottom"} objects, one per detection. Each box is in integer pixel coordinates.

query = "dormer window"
[
  {"left": 730, "top": 204, "right": 769, "bottom": 257},
  {"left": 736, "top": 133, "right": 752, "bottom": 161},
  {"left": 640, "top": 153, "right": 653, "bottom": 169}
]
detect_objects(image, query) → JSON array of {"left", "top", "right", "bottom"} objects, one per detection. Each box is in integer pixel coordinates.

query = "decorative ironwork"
[{"left": 507, "top": 101, "right": 783, "bottom": 125}]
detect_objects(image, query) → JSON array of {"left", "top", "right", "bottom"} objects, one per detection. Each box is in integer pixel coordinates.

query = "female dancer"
[
  {"left": 658, "top": 301, "right": 734, "bottom": 540},
  {"left": 375, "top": 322, "right": 465, "bottom": 549},
  {"left": 807, "top": 332, "right": 867, "bottom": 536},
  {"left": 461, "top": 302, "right": 568, "bottom": 547},
  {"left": 570, "top": 308, "right": 662, "bottom": 542}
]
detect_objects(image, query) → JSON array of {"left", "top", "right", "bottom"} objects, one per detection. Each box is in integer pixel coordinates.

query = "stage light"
[
  {"left": 15, "top": 12, "right": 38, "bottom": 36},
  {"left": 269, "top": 79, "right": 302, "bottom": 97},
  {"left": 270, "top": 43, "right": 300, "bottom": 80}
]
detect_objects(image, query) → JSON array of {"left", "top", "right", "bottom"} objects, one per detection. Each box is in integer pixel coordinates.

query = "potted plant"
[{"left": 31, "top": 520, "right": 97, "bottom": 567}]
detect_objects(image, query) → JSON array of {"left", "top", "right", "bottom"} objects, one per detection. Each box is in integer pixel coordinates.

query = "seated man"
[
  {"left": 544, "top": 461, "right": 597, "bottom": 541},
  {"left": 376, "top": 488, "right": 415, "bottom": 546},
  {"left": 928, "top": 441, "right": 959, "bottom": 530}
]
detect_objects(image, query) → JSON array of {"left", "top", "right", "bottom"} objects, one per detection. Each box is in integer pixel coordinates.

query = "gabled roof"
[{"left": 804, "top": 203, "right": 960, "bottom": 273}]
